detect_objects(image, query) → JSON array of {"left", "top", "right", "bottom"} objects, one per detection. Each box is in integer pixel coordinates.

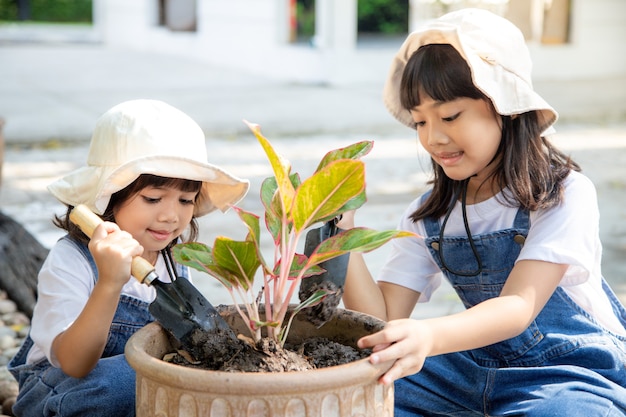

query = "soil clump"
[{"left": 164, "top": 329, "right": 369, "bottom": 372}]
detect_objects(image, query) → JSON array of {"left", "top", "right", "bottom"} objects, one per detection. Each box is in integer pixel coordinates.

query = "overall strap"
[
  {"left": 512, "top": 205, "right": 530, "bottom": 229},
  {"left": 61, "top": 235, "right": 98, "bottom": 283},
  {"left": 418, "top": 190, "right": 442, "bottom": 239}
]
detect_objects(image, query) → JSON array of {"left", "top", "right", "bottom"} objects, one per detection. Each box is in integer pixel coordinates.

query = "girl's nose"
[
  {"left": 426, "top": 124, "right": 449, "bottom": 147},
  {"left": 158, "top": 201, "right": 179, "bottom": 223}
]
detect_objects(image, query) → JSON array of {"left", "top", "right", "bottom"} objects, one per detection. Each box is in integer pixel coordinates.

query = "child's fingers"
[
  {"left": 366, "top": 340, "right": 404, "bottom": 365},
  {"left": 368, "top": 341, "right": 426, "bottom": 385},
  {"left": 378, "top": 355, "right": 422, "bottom": 385},
  {"left": 358, "top": 322, "right": 403, "bottom": 350},
  {"left": 90, "top": 223, "right": 141, "bottom": 262},
  {"left": 358, "top": 331, "right": 402, "bottom": 365},
  {"left": 372, "top": 342, "right": 392, "bottom": 353},
  {"left": 358, "top": 320, "right": 430, "bottom": 384},
  {"left": 90, "top": 222, "right": 118, "bottom": 241}
]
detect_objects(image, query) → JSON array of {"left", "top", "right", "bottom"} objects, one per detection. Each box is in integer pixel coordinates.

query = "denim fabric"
[
  {"left": 394, "top": 209, "right": 626, "bottom": 416},
  {"left": 8, "top": 307, "right": 143, "bottom": 417},
  {"left": 8, "top": 236, "right": 189, "bottom": 417}
]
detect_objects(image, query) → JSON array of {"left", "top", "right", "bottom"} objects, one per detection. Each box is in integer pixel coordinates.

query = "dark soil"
[
  {"left": 163, "top": 329, "right": 370, "bottom": 372},
  {"left": 297, "top": 280, "right": 344, "bottom": 328},
  {"left": 162, "top": 304, "right": 383, "bottom": 372}
]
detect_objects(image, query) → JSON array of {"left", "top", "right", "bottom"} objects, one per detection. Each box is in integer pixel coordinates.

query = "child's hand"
[
  {"left": 357, "top": 318, "right": 434, "bottom": 385},
  {"left": 89, "top": 222, "right": 144, "bottom": 291}
]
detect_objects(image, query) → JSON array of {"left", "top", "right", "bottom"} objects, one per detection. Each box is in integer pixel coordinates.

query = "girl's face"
[
  {"left": 411, "top": 95, "right": 503, "bottom": 199},
  {"left": 113, "top": 185, "right": 198, "bottom": 263}
]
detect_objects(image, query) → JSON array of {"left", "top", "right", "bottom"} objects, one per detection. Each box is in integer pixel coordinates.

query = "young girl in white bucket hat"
[
  {"left": 339, "top": 8, "right": 626, "bottom": 416},
  {"left": 8, "top": 99, "right": 249, "bottom": 416}
]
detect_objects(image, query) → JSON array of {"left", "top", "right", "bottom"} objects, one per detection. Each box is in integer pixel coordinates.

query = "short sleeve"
[
  {"left": 377, "top": 197, "right": 443, "bottom": 302},
  {"left": 518, "top": 171, "right": 602, "bottom": 286},
  {"left": 30, "top": 238, "right": 95, "bottom": 366}
]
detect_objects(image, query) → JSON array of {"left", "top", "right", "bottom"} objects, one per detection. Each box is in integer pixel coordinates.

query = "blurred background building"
[
  {"left": 1, "top": 0, "right": 625, "bottom": 122},
  {"left": 97, "top": 0, "right": 626, "bottom": 122}
]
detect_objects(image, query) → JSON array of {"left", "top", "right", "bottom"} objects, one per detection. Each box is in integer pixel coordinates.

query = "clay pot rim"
[{"left": 126, "top": 320, "right": 393, "bottom": 395}]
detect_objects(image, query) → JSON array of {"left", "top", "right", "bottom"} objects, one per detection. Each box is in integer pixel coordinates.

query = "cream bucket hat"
[
  {"left": 48, "top": 99, "right": 249, "bottom": 217},
  {"left": 383, "top": 8, "right": 557, "bottom": 134}
]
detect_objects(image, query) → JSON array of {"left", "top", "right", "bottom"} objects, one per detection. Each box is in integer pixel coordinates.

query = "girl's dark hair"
[
  {"left": 402, "top": 44, "right": 580, "bottom": 221},
  {"left": 54, "top": 174, "right": 202, "bottom": 247}
]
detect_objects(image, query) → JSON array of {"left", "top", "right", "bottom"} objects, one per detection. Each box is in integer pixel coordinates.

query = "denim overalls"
[
  {"left": 395, "top": 208, "right": 626, "bottom": 416},
  {"left": 8, "top": 236, "right": 187, "bottom": 417}
]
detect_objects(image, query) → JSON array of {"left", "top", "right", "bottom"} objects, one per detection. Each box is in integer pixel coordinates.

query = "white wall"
[
  {"left": 94, "top": 0, "right": 156, "bottom": 47},
  {"left": 530, "top": 0, "right": 626, "bottom": 80},
  {"left": 93, "top": 0, "right": 626, "bottom": 89}
]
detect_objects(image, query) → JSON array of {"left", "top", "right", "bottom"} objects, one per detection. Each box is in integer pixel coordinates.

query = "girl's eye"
[
  {"left": 414, "top": 121, "right": 426, "bottom": 128},
  {"left": 142, "top": 196, "right": 160, "bottom": 204},
  {"left": 442, "top": 113, "right": 460, "bottom": 122},
  {"left": 180, "top": 198, "right": 195, "bottom": 205}
]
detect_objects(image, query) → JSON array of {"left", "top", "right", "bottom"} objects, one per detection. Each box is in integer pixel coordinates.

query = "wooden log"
[
  {"left": 0, "top": 117, "right": 4, "bottom": 187},
  {"left": 0, "top": 211, "right": 47, "bottom": 318}
]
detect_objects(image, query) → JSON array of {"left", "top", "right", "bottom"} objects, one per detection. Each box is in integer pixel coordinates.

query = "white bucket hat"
[
  {"left": 383, "top": 8, "right": 557, "bottom": 134},
  {"left": 48, "top": 99, "right": 249, "bottom": 217}
]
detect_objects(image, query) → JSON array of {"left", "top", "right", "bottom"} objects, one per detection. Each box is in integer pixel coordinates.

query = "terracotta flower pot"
[{"left": 125, "top": 306, "right": 394, "bottom": 417}]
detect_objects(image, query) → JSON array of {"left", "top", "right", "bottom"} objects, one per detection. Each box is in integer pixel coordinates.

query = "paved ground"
[
  {"left": 0, "top": 42, "right": 405, "bottom": 144},
  {"left": 1, "top": 31, "right": 626, "bottom": 319}
]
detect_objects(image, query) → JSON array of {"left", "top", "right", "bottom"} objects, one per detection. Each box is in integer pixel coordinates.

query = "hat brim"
[
  {"left": 48, "top": 155, "right": 249, "bottom": 217},
  {"left": 383, "top": 21, "right": 557, "bottom": 135}
]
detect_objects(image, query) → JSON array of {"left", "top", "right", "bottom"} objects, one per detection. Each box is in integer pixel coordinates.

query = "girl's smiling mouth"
[
  {"left": 435, "top": 151, "right": 464, "bottom": 166},
  {"left": 149, "top": 229, "right": 174, "bottom": 241}
]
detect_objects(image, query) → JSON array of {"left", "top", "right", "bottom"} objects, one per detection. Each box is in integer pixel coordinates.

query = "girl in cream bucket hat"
[
  {"left": 8, "top": 99, "right": 249, "bottom": 416},
  {"left": 339, "top": 8, "right": 626, "bottom": 416}
]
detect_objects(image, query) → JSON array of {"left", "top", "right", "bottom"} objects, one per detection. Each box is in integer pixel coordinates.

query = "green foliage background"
[
  {"left": 358, "top": 0, "right": 409, "bottom": 33},
  {"left": 0, "top": 0, "right": 92, "bottom": 22},
  {"left": 297, "top": 0, "right": 408, "bottom": 38},
  {"left": 0, "top": 0, "right": 406, "bottom": 34}
]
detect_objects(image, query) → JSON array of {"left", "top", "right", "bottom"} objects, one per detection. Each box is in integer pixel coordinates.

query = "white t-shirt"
[
  {"left": 378, "top": 170, "right": 626, "bottom": 336},
  {"left": 26, "top": 238, "right": 182, "bottom": 366}
]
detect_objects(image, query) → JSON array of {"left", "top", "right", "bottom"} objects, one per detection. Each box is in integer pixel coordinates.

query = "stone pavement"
[
  {"left": 1, "top": 35, "right": 626, "bottom": 319},
  {"left": 0, "top": 42, "right": 406, "bottom": 145}
]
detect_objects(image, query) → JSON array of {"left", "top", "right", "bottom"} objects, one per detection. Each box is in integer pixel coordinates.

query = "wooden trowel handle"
[{"left": 69, "top": 204, "right": 158, "bottom": 285}]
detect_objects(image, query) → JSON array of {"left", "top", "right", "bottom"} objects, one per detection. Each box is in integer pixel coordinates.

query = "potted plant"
[{"left": 125, "top": 121, "right": 415, "bottom": 417}]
